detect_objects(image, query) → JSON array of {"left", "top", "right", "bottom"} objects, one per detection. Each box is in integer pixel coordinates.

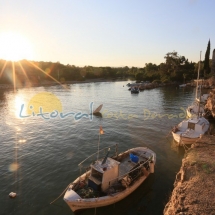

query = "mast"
[
  {"left": 197, "top": 51, "right": 202, "bottom": 118},
  {"left": 196, "top": 51, "right": 201, "bottom": 101}
]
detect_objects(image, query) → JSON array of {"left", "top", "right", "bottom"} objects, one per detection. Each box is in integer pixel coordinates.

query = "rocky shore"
[
  {"left": 164, "top": 135, "right": 215, "bottom": 215},
  {"left": 205, "top": 88, "right": 215, "bottom": 118}
]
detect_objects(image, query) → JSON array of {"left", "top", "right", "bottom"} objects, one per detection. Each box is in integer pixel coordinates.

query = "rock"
[{"left": 164, "top": 135, "right": 215, "bottom": 215}]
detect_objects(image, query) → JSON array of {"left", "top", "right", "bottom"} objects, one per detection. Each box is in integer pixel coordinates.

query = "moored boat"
[
  {"left": 186, "top": 52, "right": 206, "bottom": 118},
  {"left": 131, "top": 87, "right": 139, "bottom": 94},
  {"left": 186, "top": 101, "right": 205, "bottom": 118},
  {"left": 179, "top": 84, "right": 186, "bottom": 88},
  {"left": 172, "top": 117, "right": 209, "bottom": 145},
  {"left": 63, "top": 145, "right": 156, "bottom": 213}
]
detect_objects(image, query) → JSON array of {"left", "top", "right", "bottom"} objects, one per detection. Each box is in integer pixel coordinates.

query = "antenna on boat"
[
  {"left": 101, "top": 148, "right": 110, "bottom": 165},
  {"left": 196, "top": 51, "right": 201, "bottom": 101},
  {"left": 97, "top": 126, "right": 104, "bottom": 161},
  {"left": 197, "top": 51, "right": 202, "bottom": 119}
]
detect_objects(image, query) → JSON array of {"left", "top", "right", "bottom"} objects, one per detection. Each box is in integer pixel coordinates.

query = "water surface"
[{"left": 0, "top": 82, "right": 203, "bottom": 214}]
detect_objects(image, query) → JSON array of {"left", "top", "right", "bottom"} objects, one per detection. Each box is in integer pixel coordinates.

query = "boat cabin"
[
  {"left": 88, "top": 157, "right": 120, "bottom": 193},
  {"left": 181, "top": 118, "right": 206, "bottom": 133}
]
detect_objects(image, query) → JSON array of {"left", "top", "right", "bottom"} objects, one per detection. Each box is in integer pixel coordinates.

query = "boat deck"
[
  {"left": 118, "top": 155, "right": 147, "bottom": 180},
  {"left": 118, "top": 157, "right": 136, "bottom": 179}
]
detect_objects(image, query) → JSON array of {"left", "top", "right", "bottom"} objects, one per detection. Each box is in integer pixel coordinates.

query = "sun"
[{"left": 0, "top": 31, "right": 34, "bottom": 61}]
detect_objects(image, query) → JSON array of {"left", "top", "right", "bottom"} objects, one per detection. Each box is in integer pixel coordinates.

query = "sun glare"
[{"left": 0, "top": 32, "right": 34, "bottom": 61}]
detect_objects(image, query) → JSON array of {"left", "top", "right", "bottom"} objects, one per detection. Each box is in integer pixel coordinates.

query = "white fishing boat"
[
  {"left": 63, "top": 145, "right": 156, "bottom": 213},
  {"left": 186, "top": 52, "right": 206, "bottom": 118},
  {"left": 186, "top": 100, "right": 205, "bottom": 118},
  {"left": 172, "top": 117, "right": 209, "bottom": 145}
]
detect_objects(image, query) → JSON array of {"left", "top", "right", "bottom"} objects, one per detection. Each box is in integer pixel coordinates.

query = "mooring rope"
[{"left": 50, "top": 183, "right": 73, "bottom": 205}]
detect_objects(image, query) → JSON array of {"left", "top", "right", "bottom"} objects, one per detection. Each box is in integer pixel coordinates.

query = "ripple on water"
[{"left": 0, "top": 83, "right": 211, "bottom": 215}]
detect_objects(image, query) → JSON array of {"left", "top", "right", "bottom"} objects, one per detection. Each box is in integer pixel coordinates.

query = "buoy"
[
  {"left": 149, "top": 155, "right": 155, "bottom": 173},
  {"left": 150, "top": 162, "right": 154, "bottom": 173},
  {"left": 9, "top": 192, "right": 17, "bottom": 198}
]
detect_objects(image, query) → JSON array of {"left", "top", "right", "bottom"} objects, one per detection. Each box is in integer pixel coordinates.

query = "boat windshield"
[{"left": 91, "top": 168, "right": 103, "bottom": 181}]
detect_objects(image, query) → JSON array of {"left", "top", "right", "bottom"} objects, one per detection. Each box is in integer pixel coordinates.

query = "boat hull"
[
  {"left": 64, "top": 174, "right": 148, "bottom": 213},
  {"left": 63, "top": 147, "right": 156, "bottom": 213},
  {"left": 172, "top": 131, "right": 200, "bottom": 145}
]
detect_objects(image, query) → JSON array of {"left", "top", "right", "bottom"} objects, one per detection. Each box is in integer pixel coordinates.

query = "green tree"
[
  {"left": 135, "top": 73, "right": 143, "bottom": 81},
  {"left": 204, "top": 39, "right": 210, "bottom": 77}
]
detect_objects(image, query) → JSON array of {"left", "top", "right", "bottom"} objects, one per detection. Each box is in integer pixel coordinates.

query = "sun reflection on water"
[
  {"left": 8, "top": 163, "right": 19, "bottom": 172},
  {"left": 14, "top": 94, "right": 27, "bottom": 118}
]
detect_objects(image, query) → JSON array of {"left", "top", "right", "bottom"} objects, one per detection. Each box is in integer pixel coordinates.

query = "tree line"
[{"left": 0, "top": 41, "right": 214, "bottom": 85}]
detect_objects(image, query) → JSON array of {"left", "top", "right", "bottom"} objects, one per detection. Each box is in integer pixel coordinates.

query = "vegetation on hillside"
[{"left": 0, "top": 44, "right": 214, "bottom": 86}]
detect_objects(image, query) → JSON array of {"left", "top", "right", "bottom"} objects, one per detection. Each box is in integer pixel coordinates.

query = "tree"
[
  {"left": 135, "top": 73, "right": 143, "bottom": 81},
  {"left": 204, "top": 39, "right": 210, "bottom": 77}
]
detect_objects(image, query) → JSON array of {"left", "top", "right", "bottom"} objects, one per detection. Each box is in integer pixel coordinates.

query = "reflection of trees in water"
[{"left": 159, "top": 86, "right": 195, "bottom": 103}]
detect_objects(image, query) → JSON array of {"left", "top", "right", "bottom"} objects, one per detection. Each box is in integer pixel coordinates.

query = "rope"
[
  {"left": 166, "top": 129, "right": 172, "bottom": 138},
  {"left": 50, "top": 183, "right": 73, "bottom": 205},
  {"left": 182, "top": 142, "right": 189, "bottom": 152},
  {"left": 195, "top": 142, "right": 215, "bottom": 145}
]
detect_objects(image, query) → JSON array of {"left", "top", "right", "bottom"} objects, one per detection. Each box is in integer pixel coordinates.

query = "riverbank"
[
  {"left": 0, "top": 78, "right": 178, "bottom": 90},
  {"left": 0, "top": 78, "right": 126, "bottom": 89},
  {"left": 205, "top": 88, "right": 215, "bottom": 118},
  {"left": 164, "top": 135, "right": 215, "bottom": 215}
]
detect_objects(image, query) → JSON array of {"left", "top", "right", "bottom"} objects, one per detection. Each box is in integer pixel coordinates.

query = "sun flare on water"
[{"left": 0, "top": 31, "right": 34, "bottom": 61}]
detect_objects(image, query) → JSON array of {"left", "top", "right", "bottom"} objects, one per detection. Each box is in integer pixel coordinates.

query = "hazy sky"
[{"left": 0, "top": 0, "right": 214, "bottom": 67}]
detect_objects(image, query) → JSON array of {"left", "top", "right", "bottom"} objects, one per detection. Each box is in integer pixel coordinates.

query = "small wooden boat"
[{"left": 63, "top": 145, "right": 156, "bottom": 213}]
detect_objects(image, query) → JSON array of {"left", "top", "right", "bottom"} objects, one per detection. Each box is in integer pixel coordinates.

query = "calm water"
[{"left": 0, "top": 82, "right": 205, "bottom": 215}]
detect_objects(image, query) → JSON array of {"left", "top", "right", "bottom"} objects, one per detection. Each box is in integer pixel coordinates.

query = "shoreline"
[
  {"left": 164, "top": 135, "right": 215, "bottom": 215},
  {"left": 0, "top": 78, "right": 130, "bottom": 89},
  {"left": 0, "top": 79, "right": 182, "bottom": 90}
]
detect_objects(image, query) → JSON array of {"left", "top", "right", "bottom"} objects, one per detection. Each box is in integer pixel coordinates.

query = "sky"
[{"left": 0, "top": 0, "right": 215, "bottom": 67}]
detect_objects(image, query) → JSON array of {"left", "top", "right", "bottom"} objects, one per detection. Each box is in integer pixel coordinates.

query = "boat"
[
  {"left": 179, "top": 84, "right": 186, "bottom": 88},
  {"left": 186, "top": 100, "right": 205, "bottom": 118},
  {"left": 186, "top": 52, "right": 206, "bottom": 118},
  {"left": 172, "top": 117, "right": 209, "bottom": 145},
  {"left": 199, "top": 93, "right": 209, "bottom": 103},
  {"left": 131, "top": 87, "right": 139, "bottom": 94},
  {"left": 63, "top": 145, "right": 156, "bottom": 213},
  {"left": 186, "top": 85, "right": 206, "bottom": 118}
]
